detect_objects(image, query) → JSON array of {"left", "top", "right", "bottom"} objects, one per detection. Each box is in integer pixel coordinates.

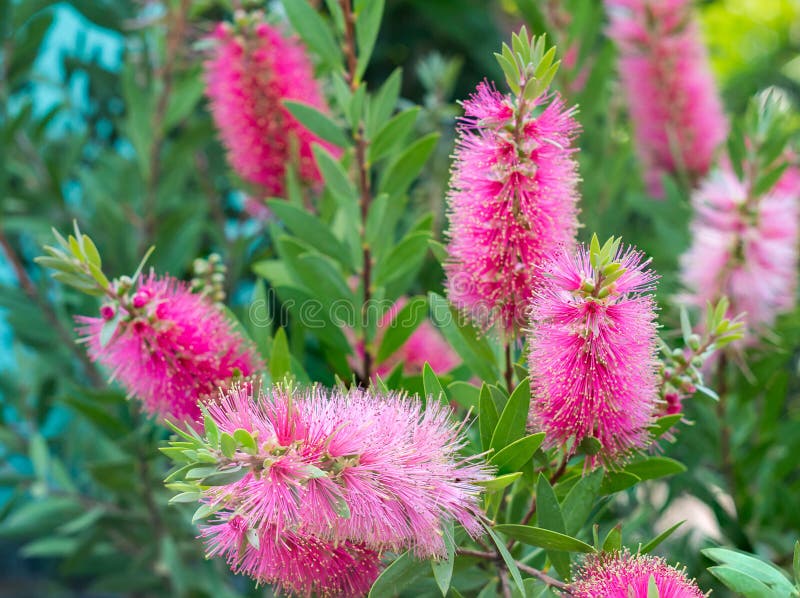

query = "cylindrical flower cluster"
[
  {"left": 78, "top": 273, "right": 262, "bottom": 423},
  {"left": 204, "top": 19, "right": 337, "bottom": 197},
  {"left": 680, "top": 166, "right": 800, "bottom": 338},
  {"left": 606, "top": 0, "right": 727, "bottom": 196},
  {"left": 198, "top": 385, "right": 491, "bottom": 594},
  {"left": 571, "top": 550, "right": 706, "bottom": 597},
  {"left": 527, "top": 240, "right": 660, "bottom": 464},
  {"left": 445, "top": 80, "right": 581, "bottom": 336}
]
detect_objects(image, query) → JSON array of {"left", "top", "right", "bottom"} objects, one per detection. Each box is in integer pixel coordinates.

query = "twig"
[
  {"left": 339, "top": 0, "right": 375, "bottom": 385},
  {"left": 456, "top": 548, "right": 572, "bottom": 594},
  {"left": 504, "top": 341, "right": 514, "bottom": 393}
]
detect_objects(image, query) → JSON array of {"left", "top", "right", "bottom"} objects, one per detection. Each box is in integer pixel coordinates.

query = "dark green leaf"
[
  {"left": 640, "top": 520, "right": 685, "bottom": 554},
  {"left": 562, "top": 469, "right": 603, "bottom": 536},
  {"left": 377, "top": 296, "right": 428, "bottom": 362},
  {"left": 623, "top": 457, "right": 686, "bottom": 481},
  {"left": 378, "top": 133, "right": 439, "bottom": 198},
  {"left": 479, "top": 384, "right": 499, "bottom": 452},
  {"left": 282, "top": 0, "right": 341, "bottom": 69},
  {"left": 270, "top": 327, "right": 292, "bottom": 382},
  {"left": 369, "top": 107, "right": 420, "bottom": 162},
  {"left": 284, "top": 101, "right": 349, "bottom": 148},
  {"left": 494, "top": 525, "right": 595, "bottom": 553},
  {"left": 373, "top": 231, "right": 430, "bottom": 288},
  {"left": 368, "top": 550, "right": 421, "bottom": 597},
  {"left": 490, "top": 378, "right": 531, "bottom": 452}
]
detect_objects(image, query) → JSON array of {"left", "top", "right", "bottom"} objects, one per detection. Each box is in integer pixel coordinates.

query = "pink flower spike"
[
  {"left": 204, "top": 20, "right": 339, "bottom": 197},
  {"left": 445, "top": 81, "right": 581, "bottom": 335},
  {"left": 527, "top": 241, "right": 660, "bottom": 465},
  {"left": 571, "top": 550, "right": 706, "bottom": 597},
  {"left": 605, "top": 0, "right": 727, "bottom": 196},
  {"left": 679, "top": 166, "right": 800, "bottom": 340},
  {"left": 77, "top": 273, "right": 263, "bottom": 424},
  {"left": 203, "top": 517, "right": 381, "bottom": 597},
  {"left": 199, "top": 384, "right": 492, "bottom": 559}
]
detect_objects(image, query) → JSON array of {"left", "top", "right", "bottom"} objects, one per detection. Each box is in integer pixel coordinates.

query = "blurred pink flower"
[
  {"left": 571, "top": 550, "right": 705, "bottom": 597},
  {"left": 203, "top": 518, "right": 380, "bottom": 597},
  {"left": 445, "top": 81, "right": 580, "bottom": 335},
  {"left": 606, "top": 0, "right": 727, "bottom": 196},
  {"left": 527, "top": 242, "right": 659, "bottom": 464},
  {"left": 680, "top": 166, "right": 800, "bottom": 337},
  {"left": 200, "top": 384, "right": 491, "bottom": 561},
  {"left": 350, "top": 298, "right": 460, "bottom": 379},
  {"left": 204, "top": 20, "right": 337, "bottom": 197},
  {"left": 78, "top": 274, "right": 262, "bottom": 423}
]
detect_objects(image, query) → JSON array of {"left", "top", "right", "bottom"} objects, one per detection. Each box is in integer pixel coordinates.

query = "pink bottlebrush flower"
[
  {"left": 349, "top": 298, "right": 460, "bottom": 379},
  {"left": 445, "top": 81, "right": 581, "bottom": 335},
  {"left": 606, "top": 0, "right": 727, "bottom": 196},
  {"left": 200, "top": 384, "right": 491, "bottom": 559},
  {"left": 527, "top": 242, "right": 660, "bottom": 464},
  {"left": 78, "top": 273, "right": 263, "bottom": 423},
  {"left": 570, "top": 551, "right": 706, "bottom": 597},
  {"left": 679, "top": 166, "right": 800, "bottom": 337},
  {"left": 203, "top": 518, "right": 381, "bottom": 597},
  {"left": 204, "top": 20, "right": 338, "bottom": 197}
]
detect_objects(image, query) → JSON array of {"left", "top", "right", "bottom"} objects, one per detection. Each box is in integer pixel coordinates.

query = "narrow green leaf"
[
  {"left": 494, "top": 525, "right": 595, "bottom": 553},
  {"left": 485, "top": 525, "right": 527, "bottom": 597},
  {"left": 423, "top": 363, "right": 447, "bottom": 405},
  {"left": 374, "top": 231, "right": 430, "bottom": 288},
  {"left": 623, "top": 457, "right": 687, "bottom": 481},
  {"left": 479, "top": 384, "right": 499, "bottom": 451},
  {"left": 282, "top": 0, "right": 341, "bottom": 69},
  {"left": 368, "top": 550, "right": 421, "bottom": 597},
  {"left": 640, "top": 520, "right": 685, "bottom": 554},
  {"left": 490, "top": 433, "right": 545, "bottom": 474},
  {"left": 431, "top": 520, "right": 455, "bottom": 596},
  {"left": 284, "top": 101, "right": 349, "bottom": 148},
  {"left": 355, "top": 0, "right": 384, "bottom": 79},
  {"left": 647, "top": 575, "right": 660, "bottom": 598},
  {"left": 378, "top": 133, "right": 439, "bottom": 199},
  {"left": 649, "top": 414, "right": 683, "bottom": 438},
  {"left": 562, "top": 469, "right": 603, "bottom": 536},
  {"left": 490, "top": 378, "right": 531, "bottom": 451},
  {"left": 202, "top": 411, "right": 220, "bottom": 450},
  {"left": 270, "top": 328, "right": 292, "bottom": 382},
  {"left": 703, "top": 548, "right": 796, "bottom": 594},
  {"left": 707, "top": 566, "right": 774, "bottom": 598},
  {"left": 220, "top": 433, "right": 236, "bottom": 459},
  {"left": 475, "top": 472, "right": 522, "bottom": 490},
  {"left": 369, "top": 107, "right": 420, "bottom": 162},
  {"left": 233, "top": 429, "right": 257, "bottom": 453},
  {"left": 602, "top": 525, "right": 622, "bottom": 552}
]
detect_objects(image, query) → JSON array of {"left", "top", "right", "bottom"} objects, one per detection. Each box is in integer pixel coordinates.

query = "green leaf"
[
  {"left": 479, "top": 384, "right": 499, "bottom": 451},
  {"left": 485, "top": 524, "right": 527, "bottom": 597},
  {"left": 355, "top": 0, "right": 384, "bottom": 79},
  {"left": 368, "top": 550, "right": 422, "bottom": 597},
  {"left": 793, "top": 541, "right": 800, "bottom": 587},
  {"left": 422, "top": 362, "right": 447, "bottom": 405},
  {"left": 378, "top": 133, "right": 439, "bottom": 199},
  {"left": 707, "top": 566, "right": 775, "bottom": 598},
  {"left": 373, "top": 231, "right": 430, "bottom": 288},
  {"left": 268, "top": 200, "right": 353, "bottom": 270},
  {"left": 233, "top": 429, "right": 257, "bottom": 453},
  {"left": 169, "top": 492, "right": 203, "bottom": 504},
  {"left": 284, "top": 101, "right": 349, "bottom": 148},
  {"left": 602, "top": 525, "right": 622, "bottom": 552},
  {"left": 377, "top": 296, "right": 428, "bottom": 362},
  {"left": 431, "top": 520, "right": 455, "bottom": 596},
  {"left": 367, "top": 68, "right": 402, "bottom": 136},
  {"left": 623, "top": 457, "right": 686, "bottom": 481},
  {"left": 490, "top": 378, "right": 531, "bottom": 452},
  {"left": 475, "top": 472, "right": 522, "bottom": 490},
  {"left": 703, "top": 548, "right": 796, "bottom": 595},
  {"left": 640, "top": 520, "right": 685, "bottom": 554},
  {"left": 649, "top": 414, "right": 683, "bottom": 438},
  {"left": 295, "top": 253, "right": 354, "bottom": 305},
  {"left": 270, "top": 327, "right": 292, "bottom": 382},
  {"left": 647, "top": 575, "right": 660, "bottom": 598},
  {"left": 494, "top": 525, "right": 595, "bottom": 553},
  {"left": 312, "top": 145, "right": 359, "bottom": 217},
  {"left": 536, "top": 473, "right": 572, "bottom": 578},
  {"left": 490, "top": 433, "right": 545, "bottom": 474},
  {"left": 562, "top": 469, "right": 603, "bottom": 536},
  {"left": 600, "top": 471, "right": 640, "bottom": 495},
  {"left": 0, "top": 498, "right": 83, "bottom": 538},
  {"left": 428, "top": 292, "right": 499, "bottom": 382},
  {"left": 282, "top": 0, "right": 341, "bottom": 70},
  {"left": 20, "top": 536, "right": 79, "bottom": 558},
  {"left": 369, "top": 107, "right": 420, "bottom": 162},
  {"left": 220, "top": 433, "right": 237, "bottom": 459},
  {"left": 447, "top": 381, "right": 479, "bottom": 411}
]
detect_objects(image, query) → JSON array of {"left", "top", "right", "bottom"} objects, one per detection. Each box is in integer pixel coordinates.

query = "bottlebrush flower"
[
  {"left": 679, "top": 166, "right": 800, "bottom": 337},
  {"left": 204, "top": 19, "right": 337, "bottom": 197},
  {"left": 78, "top": 273, "right": 262, "bottom": 423},
  {"left": 199, "top": 384, "right": 491, "bottom": 560},
  {"left": 527, "top": 238, "right": 660, "bottom": 464},
  {"left": 570, "top": 551, "right": 706, "bottom": 597},
  {"left": 606, "top": 0, "right": 727, "bottom": 196},
  {"left": 445, "top": 80, "right": 581, "bottom": 335},
  {"left": 202, "top": 519, "right": 381, "bottom": 597}
]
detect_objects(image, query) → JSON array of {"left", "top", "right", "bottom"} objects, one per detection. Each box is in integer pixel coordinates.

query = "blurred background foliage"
[{"left": 1, "top": 0, "right": 799, "bottom": 596}]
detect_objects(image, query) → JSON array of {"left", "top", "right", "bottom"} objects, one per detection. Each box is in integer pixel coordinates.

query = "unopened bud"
[{"left": 100, "top": 304, "right": 116, "bottom": 320}]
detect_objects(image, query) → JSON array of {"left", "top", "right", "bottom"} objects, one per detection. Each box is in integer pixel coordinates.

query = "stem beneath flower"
[
  {"left": 504, "top": 341, "right": 514, "bottom": 393},
  {"left": 340, "top": 0, "right": 374, "bottom": 386}
]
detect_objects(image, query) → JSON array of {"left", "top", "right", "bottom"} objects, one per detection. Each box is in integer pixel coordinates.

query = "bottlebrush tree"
[{"left": 1, "top": 1, "right": 800, "bottom": 597}]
